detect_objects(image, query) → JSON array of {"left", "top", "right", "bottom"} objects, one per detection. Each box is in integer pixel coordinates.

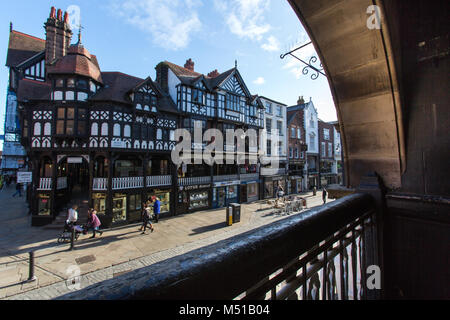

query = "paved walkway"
[{"left": 0, "top": 185, "right": 330, "bottom": 300}]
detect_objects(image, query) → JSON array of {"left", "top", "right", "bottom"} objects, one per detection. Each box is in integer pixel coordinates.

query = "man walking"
[
  {"left": 153, "top": 197, "right": 161, "bottom": 223},
  {"left": 66, "top": 204, "right": 78, "bottom": 226},
  {"left": 322, "top": 188, "right": 328, "bottom": 204},
  {"left": 12, "top": 182, "right": 22, "bottom": 197}
]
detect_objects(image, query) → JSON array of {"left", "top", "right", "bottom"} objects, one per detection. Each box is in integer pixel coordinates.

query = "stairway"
[{"left": 43, "top": 187, "right": 90, "bottom": 230}]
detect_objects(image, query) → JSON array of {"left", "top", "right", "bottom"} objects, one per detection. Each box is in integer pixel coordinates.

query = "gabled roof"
[
  {"left": 207, "top": 68, "right": 235, "bottom": 89},
  {"left": 128, "top": 76, "right": 178, "bottom": 114},
  {"left": 6, "top": 30, "right": 46, "bottom": 67},
  {"left": 91, "top": 72, "right": 178, "bottom": 113}
]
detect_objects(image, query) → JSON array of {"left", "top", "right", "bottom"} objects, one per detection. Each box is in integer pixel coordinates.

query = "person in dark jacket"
[
  {"left": 12, "top": 182, "right": 22, "bottom": 197},
  {"left": 140, "top": 203, "right": 154, "bottom": 234},
  {"left": 322, "top": 188, "right": 328, "bottom": 204}
]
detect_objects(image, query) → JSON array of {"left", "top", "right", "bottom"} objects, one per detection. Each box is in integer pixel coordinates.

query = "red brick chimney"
[
  {"left": 184, "top": 58, "right": 195, "bottom": 71},
  {"left": 207, "top": 69, "right": 220, "bottom": 78},
  {"left": 44, "top": 7, "right": 73, "bottom": 66}
]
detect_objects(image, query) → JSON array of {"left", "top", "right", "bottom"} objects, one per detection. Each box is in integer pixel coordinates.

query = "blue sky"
[{"left": 0, "top": 0, "right": 336, "bottom": 149}]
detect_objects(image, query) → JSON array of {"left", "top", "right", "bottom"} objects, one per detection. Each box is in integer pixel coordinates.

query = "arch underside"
[{"left": 289, "top": 0, "right": 405, "bottom": 189}]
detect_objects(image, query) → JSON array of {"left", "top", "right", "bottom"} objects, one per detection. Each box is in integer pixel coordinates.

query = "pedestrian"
[
  {"left": 322, "top": 188, "right": 327, "bottom": 204},
  {"left": 86, "top": 208, "right": 103, "bottom": 238},
  {"left": 276, "top": 184, "right": 284, "bottom": 200},
  {"left": 153, "top": 197, "right": 161, "bottom": 223},
  {"left": 0, "top": 175, "right": 4, "bottom": 190},
  {"left": 66, "top": 204, "right": 78, "bottom": 227},
  {"left": 12, "top": 182, "right": 22, "bottom": 197},
  {"left": 6, "top": 175, "right": 11, "bottom": 187},
  {"left": 139, "top": 203, "right": 154, "bottom": 234}
]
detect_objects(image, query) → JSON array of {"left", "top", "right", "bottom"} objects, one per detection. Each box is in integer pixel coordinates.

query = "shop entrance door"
[
  {"left": 217, "top": 187, "right": 226, "bottom": 208},
  {"left": 240, "top": 185, "right": 247, "bottom": 203}
]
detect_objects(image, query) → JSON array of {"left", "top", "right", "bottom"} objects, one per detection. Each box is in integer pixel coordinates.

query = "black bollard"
[
  {"left": 70, "top": 226, "right": 75, "bottom": 251},
  {"left": 27, "top": 251, "right": 37, "bottom": 282}
]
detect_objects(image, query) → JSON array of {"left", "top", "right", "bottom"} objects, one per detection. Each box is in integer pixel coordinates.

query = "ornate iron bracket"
[{"left": 280, "top": 42, "right": 326, "bottom": 80}]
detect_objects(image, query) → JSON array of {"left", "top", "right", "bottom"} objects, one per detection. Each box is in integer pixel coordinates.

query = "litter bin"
[
  {"left": 231, "top": 203, "right": 241, "bottom": 223},
  {"left": 226, "top": 206, "right": 233, "bottom": 226}
]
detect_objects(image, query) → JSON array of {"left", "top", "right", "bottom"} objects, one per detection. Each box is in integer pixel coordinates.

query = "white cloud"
[
  {"left": 253, "top": 77, "right": 265, "bottom": 85},
  {"left": 111, "top": 0, "right": 202, "bottom": 50},
  {"left": 214, "top": 0, "right": 271, "bottom": 41},
  {"left": 261, "top": 36, "right": 280, "bottom": 52}
]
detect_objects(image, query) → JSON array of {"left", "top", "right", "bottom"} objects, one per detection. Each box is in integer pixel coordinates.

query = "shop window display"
[
  {"left": 189, "top": 191, "right": 209, "bottom": 210},
  {"left": 112, "top": 194, "right": 127, "bottom": 223},
  {"left": 38, "top": 194, "right": 51, "bottom": 216},
  {"left": 92, "top": 193, "right": 106, "bottom": 215},
  {"left": 150, "top": 191, "right": 170, "bottom": 213}
]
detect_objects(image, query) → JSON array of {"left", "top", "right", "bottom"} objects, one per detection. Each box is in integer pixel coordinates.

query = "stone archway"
[{"left": 288, "top": 0, "right": 406, "bottom": 189}]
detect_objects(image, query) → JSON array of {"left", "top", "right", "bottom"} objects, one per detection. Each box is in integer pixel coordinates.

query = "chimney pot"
[
  {"left": 57, "top": 9, "right": 62, "bottom": 21},
  {"left": 207, "top": 69, "right": 220, "bottom": 78},
  {"left": 50, "top": 7, "right": 56, "bottom": 19},
  {"left": 184, "top": 58, "right": 194, "bottom": 71},
  {"left": 64, "top": 12, "right": 69, "bottom": 24}
]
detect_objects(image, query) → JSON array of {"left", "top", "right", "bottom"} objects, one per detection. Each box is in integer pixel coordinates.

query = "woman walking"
[
  {"left": 87, "top": 208, "right": 103, "bottom": 238},
  {"left": 140, "top": 203, "right": 154, "bottom": 234}
]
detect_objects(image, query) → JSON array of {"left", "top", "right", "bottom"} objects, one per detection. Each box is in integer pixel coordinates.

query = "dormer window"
[
  {"left": 192, "top": 88, "right": 205, "bottom": 105},
  {"left": 134, "top": 91, "right": 157, "bottom": 112}
]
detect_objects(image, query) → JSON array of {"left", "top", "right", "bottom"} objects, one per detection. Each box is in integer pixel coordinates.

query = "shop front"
[
  {"left": 212, "top": 180, "right": 240, "bottom": 209},
  {"left": 263, "top": 176, "right": 287, "bottom": 199},
  {"left": 177, "top": 184, "right": 211, "bottom": 214},
  {"left": 147, "top": 188, "right": 171, "bottom": 218},
  {"left": 308, "top": 174, "right": 319, "bottom": 189},
  {"left": 289, "top": 176, "right": 303, "bottom": 194},
  {"left": 240, "top": 180, "right": 259, "bottom": 203}
]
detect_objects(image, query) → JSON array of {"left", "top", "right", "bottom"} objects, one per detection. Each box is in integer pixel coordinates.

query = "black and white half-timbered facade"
[
  {"left": 156, "top": 60, "right": 264, "bottom": 214},
  {"left": 12, "top": 7, "right": 265, "bottom": 227}
]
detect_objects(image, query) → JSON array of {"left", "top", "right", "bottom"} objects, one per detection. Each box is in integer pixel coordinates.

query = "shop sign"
[
  {"left": 67, "top": 157, "right": 83, "bottom": 164},
  {"left": 184, "top": 184, "right": 211, "bottom": 191},
  {"left": 213, "top": 180, "right": 240, "bottom": 187},
  {"left": 17, "top": 171, "right": 32, "bottom": 183},
  {"left": 240, "top": 180, "right": 259, "bottom": 185}
]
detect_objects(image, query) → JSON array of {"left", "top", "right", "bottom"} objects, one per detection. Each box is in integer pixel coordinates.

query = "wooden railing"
[
  {"left": 112, "top": 177, "right": 144, "bottom": 190},
  {"left": 58, "top": 193, "right": 379, "bottom": 300},
  {"left": 93, "top": 178, "right": 108, "bottom": 191},
  {"left": 213, "top": 174, "right": 239, "bottom": 183},
  {"left": 37, "top": 178, "right": 52, "bottom": 191},
  {"left": 146, "top": 175, "right": 172, "bottom": 187},
  {"left": 178, "top": 176, "right": 212, "bottom": 186}
]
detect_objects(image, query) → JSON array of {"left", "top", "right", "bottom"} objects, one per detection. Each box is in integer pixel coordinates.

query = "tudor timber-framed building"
[
  {"left": 10, "top": 7, "right": 265, "bottom": 227},
  {"left": 156, "top": 60, "right": 264, "bottom": 214}
]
